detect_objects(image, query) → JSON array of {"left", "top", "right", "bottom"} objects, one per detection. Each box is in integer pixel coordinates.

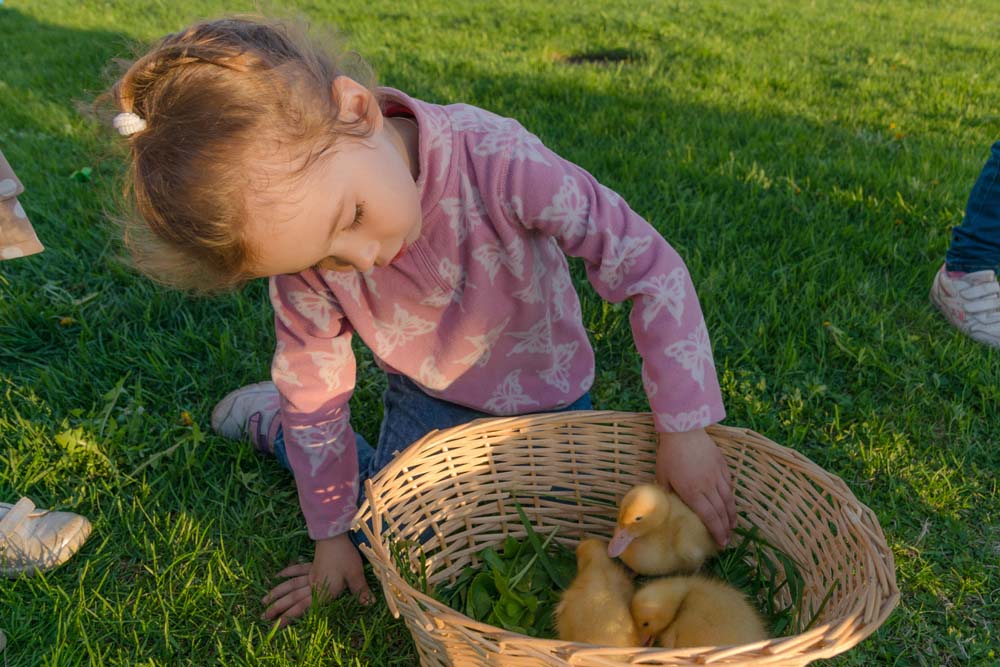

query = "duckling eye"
[
  {"left": 634, "top": 515, "right": 643, "bottom": 522},
  {"left": 642, "top": 622, "right": 649, "bottom": 627}
]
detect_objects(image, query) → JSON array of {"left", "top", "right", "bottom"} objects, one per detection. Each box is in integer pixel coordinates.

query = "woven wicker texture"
[{"left": 355, "top": 411, "right": 899, "bottom": 666}]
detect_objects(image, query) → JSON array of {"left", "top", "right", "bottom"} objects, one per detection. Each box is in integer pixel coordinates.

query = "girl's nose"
[{"left": 349, "top": 241, "right": 380, "bottom": 272}]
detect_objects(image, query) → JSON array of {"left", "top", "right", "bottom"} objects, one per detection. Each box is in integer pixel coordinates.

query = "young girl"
[
  {"left": 107, "top": 16, "right": 735, "bottom": 627},
  {"left": 930, "top": 140, "right": 1000, "bottom": 347}
]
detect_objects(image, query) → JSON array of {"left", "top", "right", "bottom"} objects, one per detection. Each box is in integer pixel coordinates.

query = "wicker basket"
[{"left": 354, "top": 411, "right": 899, "bottom": 666}]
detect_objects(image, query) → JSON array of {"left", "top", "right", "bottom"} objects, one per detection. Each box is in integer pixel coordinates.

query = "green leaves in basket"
[
  {"left": 709, "top": 526, "right": 796, "bottom": 635},
  {"left": 388, "top": 536, "right": 431, "bottom": 595},
  {"left": 707, "top": 524, "right": 836, "bottom": 636},
  {"left": 467, "top": 571, "right": 496, "bottom": 619},
  {"left": 434, "top": 502, "right": 576, "bottom": 638},
  {"left": 514, "top": 501, "right": 571, "bottom": 590}
]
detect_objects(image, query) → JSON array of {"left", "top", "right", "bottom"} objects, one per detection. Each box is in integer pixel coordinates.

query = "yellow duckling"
[
  {"left": 607, "top": 484, "right": 718, "bottom": 575},
  {"left": 556, "top": 538, "right": 640, "bottom": 647},
  {"left": 631, "top": 575, "right": 768, "bottom": 648}
]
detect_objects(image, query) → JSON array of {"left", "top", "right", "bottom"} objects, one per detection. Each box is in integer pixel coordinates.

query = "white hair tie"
[{"left": 113, "top": 112, "right": 147, "bottom": 136}]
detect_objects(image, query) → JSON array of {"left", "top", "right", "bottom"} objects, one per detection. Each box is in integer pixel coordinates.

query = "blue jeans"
[
  {"left": 946, "top": 140, "right": 1000, "bottom": 274},
  {"left": 273, "top": 373, "right": 592, "bottom": 545}
]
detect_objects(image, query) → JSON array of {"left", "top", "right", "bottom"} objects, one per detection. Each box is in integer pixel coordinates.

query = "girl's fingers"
[
  {"left": 346, "top": 568, "right": 374, "bottom": 605},
  {"left": 276, "top": 562, "right": 312, "bottom": 578},
  {"left": 263, "top": 585, "right": 312, "bottom": 620},
  {"left": 708, "top": 487, "right": 732, "bottom": 547},
  {"left": 262, "top": 574, "right": 311, "bottom": 605},
  {"left": 311, "top": 577, "right": 346, "bottom": 605},
  {"left": 698, "top": 491, "right": 729, "bottom": 548},
  {"left": 719, "top": 472, "right": 737, "bottom": 529},
  {"left": 276, "top": 597, "right": 314, "bottom": 629},
  {"left": 715, "top": 471, "right": 736, "bottom": 530}
]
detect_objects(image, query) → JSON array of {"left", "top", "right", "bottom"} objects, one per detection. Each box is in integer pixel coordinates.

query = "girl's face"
[{"left": 243, "top": 79, "right": 422, "bottom": 277}]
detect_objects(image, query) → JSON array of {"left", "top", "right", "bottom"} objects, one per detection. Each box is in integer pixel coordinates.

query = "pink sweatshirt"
[{"left": 269, "top": 89, "right": 726, "bottom": 539}]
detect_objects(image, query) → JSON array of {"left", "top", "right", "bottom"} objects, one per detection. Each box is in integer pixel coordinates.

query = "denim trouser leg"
[
  {"left": 272, "top": 374, "right": 592, "bottom": 547},
  {"left": 946, "top": 140, "right": 1000, "bottom": 274}
]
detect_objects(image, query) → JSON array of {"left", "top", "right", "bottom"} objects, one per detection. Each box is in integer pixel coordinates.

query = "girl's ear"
[{"left": 331, "top": 76, "right": 381, "bottom": 131}]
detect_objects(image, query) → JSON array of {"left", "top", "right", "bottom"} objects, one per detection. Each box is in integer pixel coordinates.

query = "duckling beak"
[
  {"left": 640, "top": 633, "right": 654, "bottom": 647},
  {"left": 607, "top": 527, "right": 634, "bottom": 557}
]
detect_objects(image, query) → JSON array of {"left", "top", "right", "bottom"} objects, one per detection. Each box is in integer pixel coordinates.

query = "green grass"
[{"left": 2, "top": 0, "right": 999, "bottom": 664}]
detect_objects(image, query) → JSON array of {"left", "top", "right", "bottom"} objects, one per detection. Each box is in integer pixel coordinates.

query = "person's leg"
[
  {"left": 946, "top": 141, "right": 1000, "bottom": 273},
  {"left": 931, "top": 141, "right": 1000, "bottom": 347}
]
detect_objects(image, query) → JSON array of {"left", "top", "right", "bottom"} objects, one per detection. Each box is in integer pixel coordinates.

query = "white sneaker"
[
  {"left": 210, "top": 381, "right": 282, "bottom": 454},
  {"left": 1, "top": 498, "right": 91, "bottom": 577},
  {"left": 930, "top": 265, "right": 1000, "bottom": 348}
]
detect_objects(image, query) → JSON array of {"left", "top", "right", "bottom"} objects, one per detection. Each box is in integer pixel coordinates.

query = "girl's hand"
[
  {"left": 656, "top": 428, "right": 736, "bottom": 548},
  {"left": 261, "top": 533, "right": 374, "bottom": 628}
]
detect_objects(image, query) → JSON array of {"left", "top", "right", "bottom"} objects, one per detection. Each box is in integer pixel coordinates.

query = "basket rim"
[{"left": 354, "top": 411, "right": 900, "bottom": 664}]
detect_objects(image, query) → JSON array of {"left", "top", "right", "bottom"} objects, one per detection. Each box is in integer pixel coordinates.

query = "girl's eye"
[{"left": 347, "top": 203, "right": 365, "bottom": 231}]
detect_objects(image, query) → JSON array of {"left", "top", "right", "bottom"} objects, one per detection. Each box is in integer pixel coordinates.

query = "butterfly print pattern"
[
  {"left": 599, "top": 230, "right": 653, "bottom": 289},
  {"left": 289, "top": 290, "right": 337, "bottom": 330},
  {"left": 440, "top": 173, "right": 488, "bottom": 244},
  {"left": 579, "top": 366, "right": 595, "bottom": 393},
  {"left": 512, "top": 243, "right": 546, "bottom": 304},
  {"left": 270, "top": 279, "right": 294, "bottom": 330},
  {"left": 502, "top": 194, "right": 525, "bottom": 223},
  {"left": 599, "top": 183, "right": 625, "bottom": 209},
  {"left": 322, "top": 270, "right": 362, "bottom": 305},
  {"left": 374, "top": 304, "right": 435, "bottom": 356},
  {"left": 287, "top": 418, "right": 349, "bottom": 476},
  {"left": 421, "top": 110, "right": 454, "bottom": 180},
  {"left": 307, "top": 338, "right": 352, "bottom": 393},
  {"left": 658, "top": 405, "right": 712, "bottom": 432},
  {"left": 642, "top": 363, "right": 658, "bottom": 398},
  {"left": 628, "top": 268, "right": 687, "bottom": 329},
  {"left": 549, "top": 262, "right": 573, "bottom": 321},
  {"left": 361, "top": 270, "right": 381, "bottom": 299},
  {"left": 538, "top": 174, "right": 594, "bottom": 240},
  {"left": 457, "top": 316, "right": 510, "bottom": 367},
  {"left": 473, "top": 236, "right": 525, "bottom": 283},
  {"left": 506, "top": 318, "right": 553, "bottom": 355},
  {"left": 272, "top": 340, "right": 302, "bottom": 387},
  {"left": 451, "top": 107, "right": 550, "bottom": 164},
  {"left": 418, "top": 357, "right": 450, "bottom": 391},
  {"left": 320, "top": 477, "right": 361, "bottom": 538},
  {"left": 663, "top": 321, "right": 713, "bottom": 391},
  {"left": 539, "top": 341, "right": 579, "bottom": 393},
  {"left": 484, "top": 370, "right": 540, "bottom": 414},
  {"left": 422, "top": 256, "right": 473, "bottom": 307}
]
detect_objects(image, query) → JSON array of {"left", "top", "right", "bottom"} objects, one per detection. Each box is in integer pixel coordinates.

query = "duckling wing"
[
  {"left": 557, "top": 568, "right": 638, "bottom": 646},
  {"left": 668, "top": 512, "right": 718, "bottom": 571}
]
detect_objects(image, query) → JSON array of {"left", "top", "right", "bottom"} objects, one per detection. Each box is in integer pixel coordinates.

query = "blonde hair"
[{"left": 105, "top": 15, "right": 376, "bottom": 292}]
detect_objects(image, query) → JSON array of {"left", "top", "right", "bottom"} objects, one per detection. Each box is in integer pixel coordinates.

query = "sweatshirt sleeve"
[
  {"left": 269, "top": 272, "right": 360, "bottom": 539},
  {"left": 498, "top": 125, "right": 726, "bottom": 432}
]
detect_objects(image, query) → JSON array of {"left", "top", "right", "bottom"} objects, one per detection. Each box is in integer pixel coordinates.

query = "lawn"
[{"left": 2, "top": 0, "right": 999, "bottom": 665}]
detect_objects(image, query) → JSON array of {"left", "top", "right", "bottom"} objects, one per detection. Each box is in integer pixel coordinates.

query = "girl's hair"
[{"left": 105, "top": 15, "right": 376, "bottom": 292}]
